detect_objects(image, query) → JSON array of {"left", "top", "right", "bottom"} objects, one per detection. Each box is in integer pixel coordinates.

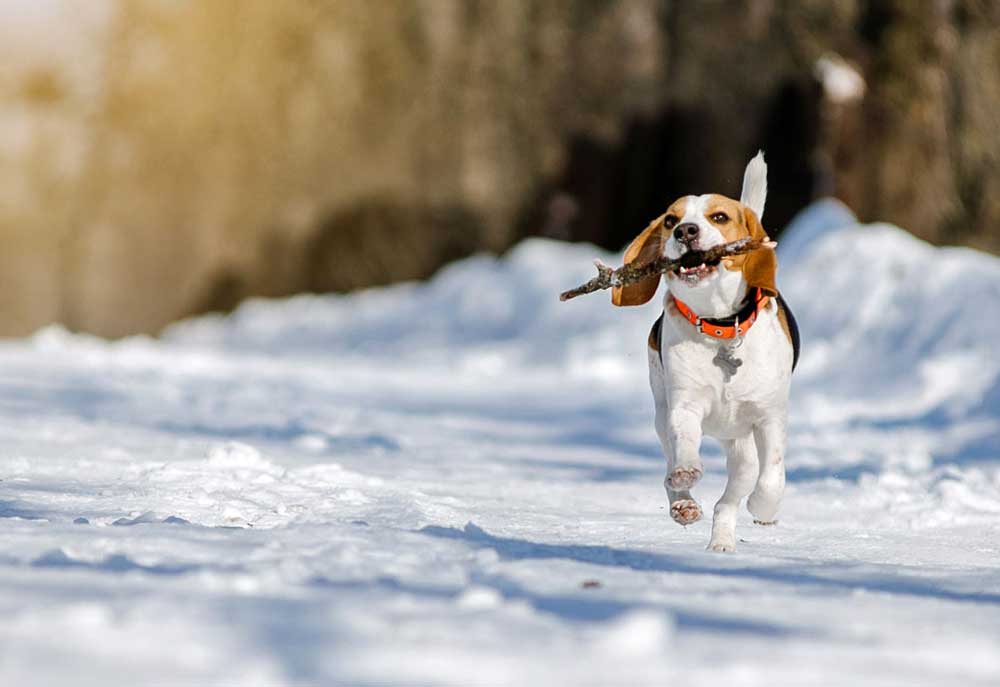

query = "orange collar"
[{"left": 672, "top": 288, "right": 769, "bottom": 339}]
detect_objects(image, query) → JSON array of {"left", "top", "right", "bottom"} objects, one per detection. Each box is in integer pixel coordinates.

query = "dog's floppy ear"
[
  {"left": 611, "top": 213, "right": 666, "bottom": 306},
  {"left": 742, "top": 205, "right": 777, "bottom": 297}
]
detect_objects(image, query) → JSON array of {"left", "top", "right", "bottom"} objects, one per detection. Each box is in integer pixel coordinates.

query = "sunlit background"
[{"left": 1, "top": 0, "right": 997, "bottom": 338}]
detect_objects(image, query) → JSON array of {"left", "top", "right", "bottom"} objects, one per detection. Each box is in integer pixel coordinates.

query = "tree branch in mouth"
[{"left": 558, "top": 238, "right": 776, "bottom": 301}]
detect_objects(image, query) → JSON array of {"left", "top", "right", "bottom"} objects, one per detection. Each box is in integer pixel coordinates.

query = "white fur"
[
  {"left": 740, "top": 151, "right": 767, "bottom": 220},
  {"left": 648, "top": 156, "right": 791, "bottom": 553}
]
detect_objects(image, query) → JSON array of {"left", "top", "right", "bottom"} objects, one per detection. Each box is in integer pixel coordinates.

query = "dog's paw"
[
  {"left": 753, "top": 519, "right": 778, "bottom": 526},
  {"left": 670, "top": 499, "right": 702, "bottom": 526},
  {"left": 747, "top": 491, "right": 780, "bottom": 522},
  {"left": 708, "top": 540, "right": 735, "bottom": 553},
  {"left": 666, "top": 466, "right": 703, "bottom": 491}
]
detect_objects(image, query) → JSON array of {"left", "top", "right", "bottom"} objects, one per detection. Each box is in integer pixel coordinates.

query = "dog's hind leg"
[
  {"left": 708, "top": 436, "right": 759, "bottom": 552},
  {"left": 748, "top": 420, "right": 786, "bottom": 524}
]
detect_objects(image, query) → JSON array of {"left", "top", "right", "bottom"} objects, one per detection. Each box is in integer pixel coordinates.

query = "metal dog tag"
[{"left": 713, "top": 345, "right": 743, "bottom": 382}]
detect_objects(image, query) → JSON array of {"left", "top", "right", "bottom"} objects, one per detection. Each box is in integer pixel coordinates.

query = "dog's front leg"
[
  {"left": 654, "top": 402, "right": 702, "bottom": 526},
  {"left": 657, "top": 399, "right": 706, "bottom": 526},
  {"left": 664, "top": 400, "right": 705, "bottom": 491},
  {"left": 650, "top": 353, "right": 704, "bottom": 525},
  {"left": 748, "top": 420, "right": 786, "bottom": 524}
]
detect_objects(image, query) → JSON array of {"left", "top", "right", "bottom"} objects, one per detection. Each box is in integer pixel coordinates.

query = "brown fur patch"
[
  {"left": 703, "top": 195, "right": 752, "bottom": 244},
  {"left": 611, "top": 213, "right": 668, "bottom": 306},
  {"left": 740, "top": 205, "right": 777, "bottom": 296},
  {"left": 699, "top": 195, "right": 756, "bottom": 275},
  {"left": 647, "top": 316, "right": 662, "bottom": 353},
  {"left": 663, "top": 196, "right": 689, "bottom": 223},
  {"left": 698, "top": 198, "right": 778, "bottom": 296},
  {"left": 776, "top": 298, "right": 793, "bottom": 345}
]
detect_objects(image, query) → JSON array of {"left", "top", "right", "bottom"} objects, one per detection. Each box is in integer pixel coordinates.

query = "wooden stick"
[{"left": 559, "top": 238, "right": 775, "bottom": 301}]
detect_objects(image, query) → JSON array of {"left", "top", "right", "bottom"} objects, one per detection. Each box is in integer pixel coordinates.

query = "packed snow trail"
[{"left": 1, "top": 201, "right": 998, "bottom": 685}]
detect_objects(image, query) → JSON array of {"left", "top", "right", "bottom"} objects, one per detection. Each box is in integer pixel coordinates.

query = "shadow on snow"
[
  {"left": 419, "top": 522, "right": 1000, "bottom": 607},
  {"left": 307, "top": 572, "right": 805, "bottom": 639}
]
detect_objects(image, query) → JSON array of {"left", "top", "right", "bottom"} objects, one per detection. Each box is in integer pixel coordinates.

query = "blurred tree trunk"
[{"left": 0, "top": 0, "right": 997, "bottom": 337}]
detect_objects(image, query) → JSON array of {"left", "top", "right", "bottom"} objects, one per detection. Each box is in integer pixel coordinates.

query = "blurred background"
[{"left": 0, "top": 0, "right": 997, "bottom": 338}]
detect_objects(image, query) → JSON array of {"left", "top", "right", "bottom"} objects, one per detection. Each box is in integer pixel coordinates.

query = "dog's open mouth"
[{"left": 672, "top": 254, "right": 721, "bottom": 285}]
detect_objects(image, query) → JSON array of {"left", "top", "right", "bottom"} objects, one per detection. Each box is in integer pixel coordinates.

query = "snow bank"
[
  {"left": 779, "top": 200, "right": 1000, "bottom": 464},
  {"left": 166, "top": 240, "right": 651, "bottom": 376},
  {"left": 168, "top": 197, "right": 1000, "bottom": 464}
]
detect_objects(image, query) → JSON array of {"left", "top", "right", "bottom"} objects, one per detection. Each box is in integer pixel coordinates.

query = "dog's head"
[{"left": 612, "top": 152, "right": 776, "bottom": 310}]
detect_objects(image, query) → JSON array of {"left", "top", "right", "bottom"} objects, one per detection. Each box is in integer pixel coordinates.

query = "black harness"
[{"left": 777, "top": 293, "right": 800, "bottom": 372}]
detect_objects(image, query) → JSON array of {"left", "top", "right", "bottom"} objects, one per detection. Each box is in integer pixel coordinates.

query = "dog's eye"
[
  {"left": 663, "top": 215, "right": 679, "bottom": 228},
  {"left": 710, "top": 212, "right": 729, "bottom": 223}
]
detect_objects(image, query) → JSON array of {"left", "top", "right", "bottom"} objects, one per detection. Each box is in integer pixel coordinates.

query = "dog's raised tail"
[{"left": 740, "top": 151, "right": 767, "bottom": 221}]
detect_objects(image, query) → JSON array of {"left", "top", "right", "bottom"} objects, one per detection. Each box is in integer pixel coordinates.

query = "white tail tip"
[{"left": 740, "top": 151, "right": 768, "bottom": 221}]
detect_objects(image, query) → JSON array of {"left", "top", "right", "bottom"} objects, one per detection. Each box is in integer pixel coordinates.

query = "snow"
[{"left": 2, "top": 200, "right": 999, "bottom": 685}]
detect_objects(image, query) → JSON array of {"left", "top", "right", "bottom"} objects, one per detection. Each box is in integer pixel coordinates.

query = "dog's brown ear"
[
  {"left": 612, "top": 214, "right": 666, "bottom": 306},
  {"left": 742, "top": 206, "right": 777, "bottom": 297}
]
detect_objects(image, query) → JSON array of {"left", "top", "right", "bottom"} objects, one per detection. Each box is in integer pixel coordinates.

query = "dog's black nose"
[{"left": 673, "top": 223, "right": 700, "bottom": 243}]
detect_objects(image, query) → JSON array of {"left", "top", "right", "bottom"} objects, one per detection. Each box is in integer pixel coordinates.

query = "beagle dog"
[{"left": 613, "top": 153, "right": 799, "bottom": 552}]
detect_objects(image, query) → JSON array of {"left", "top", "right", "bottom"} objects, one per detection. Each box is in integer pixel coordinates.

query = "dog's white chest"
[{"left": 657, "top": 306, "right": 791, "bottom": 440}]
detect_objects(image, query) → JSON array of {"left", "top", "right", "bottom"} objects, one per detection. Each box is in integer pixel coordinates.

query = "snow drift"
[{"left": 169, "top": 198, "right": 1000, "bottom": 467}]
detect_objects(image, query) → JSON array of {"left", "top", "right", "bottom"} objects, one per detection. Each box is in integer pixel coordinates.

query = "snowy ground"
[{"left": 1, "top": 200, "right": 999, "bottom": 686}]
